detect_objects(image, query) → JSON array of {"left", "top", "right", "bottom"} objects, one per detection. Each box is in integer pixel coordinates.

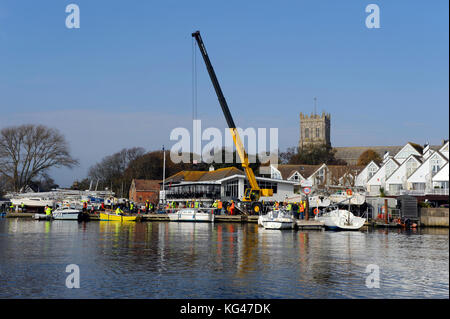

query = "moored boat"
[
  {"left": 167, "top": 208, "right": 214, "bottom": 222},
  {"left": 52, "top": 207, "right": 83, "bottom": 220},
  {"left": 259, "top": 209, "right": 295, "bottom": 230},
  {"left": 315, "top": 208, "right": 365, "bottom": 230}
]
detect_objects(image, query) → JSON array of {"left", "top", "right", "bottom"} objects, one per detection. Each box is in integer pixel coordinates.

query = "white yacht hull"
[
  {"left": 262, "top": 219, "right": 295, "bottom": 229},
  {"left": 259, "top": 209, "right": 295, "bottom": 230},
  {"left": 316, "top": 209, "right": 365, "bottom": 230},
  {"left": 168, "top": 209, "right": 214, "bottom": 222},
  {"left": 52, "top": 208, "right": 82, "bottom": 220}
]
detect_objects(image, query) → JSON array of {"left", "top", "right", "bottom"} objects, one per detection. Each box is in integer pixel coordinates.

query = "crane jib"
[
  {"left": 192, "top": 31, "right": 236, "bottom": 129},
  {"left": 191, "top": 30, "right": 266, "bottom": 196}
]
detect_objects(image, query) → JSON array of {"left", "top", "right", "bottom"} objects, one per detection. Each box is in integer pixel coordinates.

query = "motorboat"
[
  {"left": 315, "top": 208, "right": 365, "bottom": 230},
  {"left": 167, "top": 208, "right": 214, "bottom": 222},
  {"left": 52, "top": 207, "right": 83, "bottom": 220},
  {"left": 258, "top": 209, "right": 295, "bottom": 230},
  {"left": 10, "top": 197, "right": 55, "bottom": 208}
]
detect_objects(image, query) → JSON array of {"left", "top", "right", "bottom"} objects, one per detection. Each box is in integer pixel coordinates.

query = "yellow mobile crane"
[{"left": 192, "top": 31, "right": 273, "bottom": 214}]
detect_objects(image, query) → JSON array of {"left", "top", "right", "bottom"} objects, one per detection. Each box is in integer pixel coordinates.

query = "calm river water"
[{"left": 0, "top": 219, "right": 448, "bottom": 299}]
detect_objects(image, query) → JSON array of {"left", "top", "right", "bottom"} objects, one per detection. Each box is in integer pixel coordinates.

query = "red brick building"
[{"left": 129, "top": 179, "right": 161, "bottom": 204}]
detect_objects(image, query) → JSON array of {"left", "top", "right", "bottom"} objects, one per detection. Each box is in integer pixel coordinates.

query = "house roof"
[
  {"left": 326, "top": 165, "right": 365, "bottom": 180},
  {"left": 333, "top": 146, "right": 403, "bottom": 164},
  {"left": 407, "top": 142, "right": 424, "bottom": 155},
  {"left": 165, "top": 167, "right": 245, "bottom": 184},
  {"left": 274, "top": 164, "right": 322, "bottom": 180}
]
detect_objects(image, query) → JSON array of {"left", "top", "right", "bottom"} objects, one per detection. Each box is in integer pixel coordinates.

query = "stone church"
[{"left": 298, "top": 111, "right": 409, "bottom": 165}]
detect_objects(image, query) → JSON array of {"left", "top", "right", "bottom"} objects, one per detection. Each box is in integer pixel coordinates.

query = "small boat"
[
  {"left": 315, "top": 208, "right": 365, "bottom": 230},
  {"left": 34, "top": 214, "right": 52, "bottom": 220},
  {"left": 99, "top": 212, "right": 137, "bottom": 222},
  {"left": 259, "top": 209, "right": 295, "bottom": 230},
  {"left": 52, "top": 207, "right": 83, "bottom": 220},
  {"left": 167, "top": 208, "right": 214, "bottom": 222}
]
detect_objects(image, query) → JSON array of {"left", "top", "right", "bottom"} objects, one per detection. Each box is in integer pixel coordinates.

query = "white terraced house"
[
  {"left": 439, "top": 140, "right": 449, "bottom": 159},
  {"left": 392, "top": 142, "right": 423, "bottom": 164},
  {"left": 385, "top": 154, "right": 423, "bottom": 195},
  {"left": 406, "top": 149, "right": 448, "bottom": 195},
  {"left": 366, "top": 156, "right": 401, "bottom": 195},
  {"left": 355, "top": 160, "right": 379, "bottom": 188},
  {"left": 432, "top": 162, "right": 449, "bottom": 192}
]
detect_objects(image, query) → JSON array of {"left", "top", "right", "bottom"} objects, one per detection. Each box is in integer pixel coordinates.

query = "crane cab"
[{"left": 243, "top": 188, "right": 273, "bottom": 202}]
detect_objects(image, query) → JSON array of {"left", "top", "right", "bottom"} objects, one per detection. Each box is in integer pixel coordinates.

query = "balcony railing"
[{"left": 388, "top": 189, "right": 450, "bottom": 196}]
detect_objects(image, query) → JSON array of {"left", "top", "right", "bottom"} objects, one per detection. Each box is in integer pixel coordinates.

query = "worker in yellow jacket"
[{"left": 45, "top": 206, "right": 52, "bottom": 216}]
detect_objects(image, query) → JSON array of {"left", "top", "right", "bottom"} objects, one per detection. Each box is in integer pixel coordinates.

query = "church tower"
[{"left": 299, "top": 111, "right": 331, "bottom": 149}]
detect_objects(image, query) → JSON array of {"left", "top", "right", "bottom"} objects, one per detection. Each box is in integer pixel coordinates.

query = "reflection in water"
[{"left": 0, "top": 219, "right": 448, "bottom": 299}]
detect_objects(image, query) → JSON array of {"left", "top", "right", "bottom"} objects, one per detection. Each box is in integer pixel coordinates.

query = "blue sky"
[{"left": 0, "top": 0, "right": 448, "bottom": 187}]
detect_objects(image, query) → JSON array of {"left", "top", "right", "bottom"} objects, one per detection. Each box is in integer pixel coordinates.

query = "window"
[
  {"left": 406, "top": 159, "right": 418, "bottom": 177},
  {"left": 316, "top": 127, "right": 320, "bottom": 138},
  {"left": 316, "top": 169, "right": 325, "bottom": 184},
  {"left": 224, "top": 181, "right": 239, "bottom": 198},
  {"left": 389, "top": 184, "right": 402, "bottom": 194},
  {"left": 431, "top": 157, "right": 441, "bottom": 174},
  {"left": 305, "top": 128, "right": 309, "bottom": 138},
  {"left": 368, "top": 165, "right": 378, "bottom": 178}
]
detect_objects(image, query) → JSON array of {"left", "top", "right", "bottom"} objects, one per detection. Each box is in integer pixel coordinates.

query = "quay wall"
[{"left": 420, "top": 208, "right": 449, "bottom": 227}]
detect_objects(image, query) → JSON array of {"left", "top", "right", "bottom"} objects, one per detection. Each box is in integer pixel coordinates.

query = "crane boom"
[{"left": 191, "top": 30, "right": 260, "bottom": 191}]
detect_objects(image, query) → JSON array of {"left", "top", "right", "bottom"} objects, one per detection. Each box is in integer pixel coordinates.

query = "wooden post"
[{"left": 384, "top": 198, "right": 388, "bottom": 224}]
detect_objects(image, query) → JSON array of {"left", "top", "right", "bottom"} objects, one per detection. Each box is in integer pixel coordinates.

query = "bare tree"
[
  {"left": 0, "top": 124, "right": 78, "bottom": 192},
  {"left": 88, "top": 147, "right": 145, "bottom": 192}
]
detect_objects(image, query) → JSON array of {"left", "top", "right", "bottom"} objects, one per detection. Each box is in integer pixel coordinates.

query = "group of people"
[
  {"left": 273, "top": 201, "right": 308, "bottom": 219},
  {"left": 164, "top": 199, "right": 236, "bottom": 215},
  {"left": 8, "top": 203, "right": 26, "bottom": 213}
]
